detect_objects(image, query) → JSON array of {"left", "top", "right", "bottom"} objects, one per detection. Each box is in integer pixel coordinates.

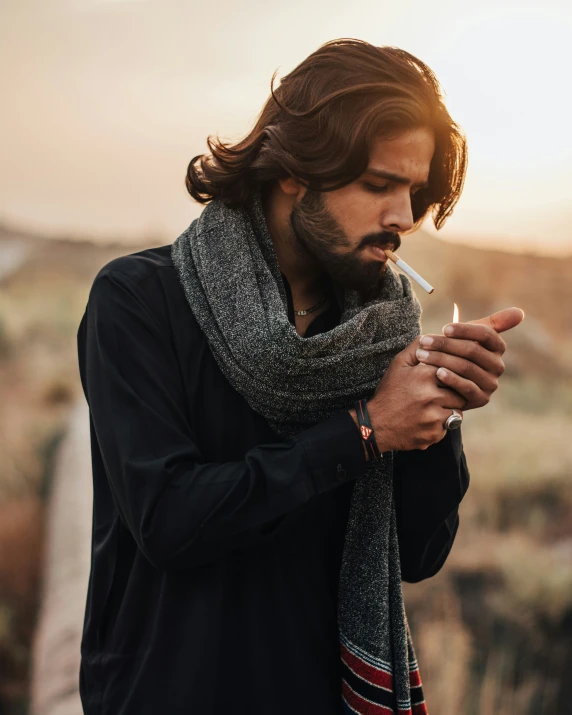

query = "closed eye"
[
  {"left": 363, "top": 182, "right": 422, "bottom": 196},
  {"left": 363, "top": 183, "right": 390, "bottom": 193}
]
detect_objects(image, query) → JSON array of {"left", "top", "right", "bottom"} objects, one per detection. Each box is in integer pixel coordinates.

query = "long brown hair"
[{"left": 186, "top": 38, "right": 467, "bottom": 230}]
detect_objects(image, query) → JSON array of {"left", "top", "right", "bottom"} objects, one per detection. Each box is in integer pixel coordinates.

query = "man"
[{"left": 77, "top": 39, "right": 523, "bottom": 714}]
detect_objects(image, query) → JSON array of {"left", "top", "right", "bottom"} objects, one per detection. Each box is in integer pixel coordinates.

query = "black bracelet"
[{"left": 354, "top": 398, "right": 383, "bottom": 462}]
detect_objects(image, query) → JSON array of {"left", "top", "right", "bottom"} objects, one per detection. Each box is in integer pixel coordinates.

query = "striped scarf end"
[{"left": 340, "top": 637, "right": 428, "bottom": 715}]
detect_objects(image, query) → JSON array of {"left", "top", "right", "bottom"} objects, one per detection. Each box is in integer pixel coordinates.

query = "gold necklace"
[{"left": 293, "top": 294, "right": 328, "bottom": 316}]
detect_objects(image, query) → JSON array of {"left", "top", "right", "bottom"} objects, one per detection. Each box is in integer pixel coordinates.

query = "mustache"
[{"left": 363, "top": 232, "right": 401, "bottom": 252}]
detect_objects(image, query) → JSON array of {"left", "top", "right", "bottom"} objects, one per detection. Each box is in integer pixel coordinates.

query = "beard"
[{"left": 289, "top": 188, "right": 400, "bottom": 300}]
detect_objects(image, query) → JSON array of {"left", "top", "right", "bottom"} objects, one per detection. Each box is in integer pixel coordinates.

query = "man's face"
[{"left": 288, "top": 127, "right": 435, "bottom": 296}]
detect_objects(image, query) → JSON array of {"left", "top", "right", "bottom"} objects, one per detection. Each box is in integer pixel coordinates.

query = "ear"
[
  {"left": 468, "top": 307, "right": 525, "bottom": 334},
  {"left": 277, "top": 177, "right": 308, "bottom": 202}
]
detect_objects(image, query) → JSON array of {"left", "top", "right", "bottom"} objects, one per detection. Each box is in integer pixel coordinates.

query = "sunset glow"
[{"left": 1, "top": 0, "right": 570, "bottom": 255}]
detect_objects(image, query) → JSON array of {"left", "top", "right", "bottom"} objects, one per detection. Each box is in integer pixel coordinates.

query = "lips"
[{"left": 369, "top": 245, "right": 389, "bottom": 262}]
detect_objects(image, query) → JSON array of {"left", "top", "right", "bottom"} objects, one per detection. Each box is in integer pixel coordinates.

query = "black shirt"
[{"left": 76, "top": 244, "right": 470, "bottom": 715}]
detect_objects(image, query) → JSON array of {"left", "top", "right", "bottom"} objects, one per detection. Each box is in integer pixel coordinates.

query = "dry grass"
[
  {"left": 461, "top": 382, "right": 572, "bottom": 493},
  {"left": 0, "top": 261, "right": 86, "bottom": 712},
  {"left": 0, "top": 498, "right": 45, "bottom": 705}
]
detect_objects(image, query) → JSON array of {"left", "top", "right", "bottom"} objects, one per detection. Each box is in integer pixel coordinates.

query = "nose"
[{"left": 380, "top": 191, "right": 414, "bottom": 235}]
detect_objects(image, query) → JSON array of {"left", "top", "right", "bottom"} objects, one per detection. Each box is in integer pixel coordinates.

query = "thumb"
[{"left": 468, "top": 306, "right": 525, "bottom": 334}]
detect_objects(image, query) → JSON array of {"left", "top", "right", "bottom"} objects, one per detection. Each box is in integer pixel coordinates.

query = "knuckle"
[
  {"left": 467, "top": 341, "right": 480, "bottom": 359},
  {"left": 421, "top": 388, "right": 437, "bottom": 406},
  {"left": 460, "top": 360, "right": 474, "bottom": 378},
  {"left": 464, "top": 378, "right": 477, "bottom": 394},
  {"left": 486, "top": 327, "right": 498, "bottom": 345},
  {"left": 432, "top": 407, "right": 444, "bottom": 424},
  {"left": 419, "top": 409, "right": 433, "bottom": 427},
  {"left": 470, "top": 386, "right": 481, "bottom": 403},
  {"left": 423, "top": 411, "right": 437, "bottom": 429},
  {"left": 422, "top": 414, "right": 445, "bottom": 443}
]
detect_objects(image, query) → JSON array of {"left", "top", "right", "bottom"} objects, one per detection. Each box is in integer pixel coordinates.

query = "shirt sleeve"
[
  {"left": 392, "top": 427, "right": 470, "bottom": 582},
  {"left": 78, "top": 268, "right": 368, "bottom": 571}
]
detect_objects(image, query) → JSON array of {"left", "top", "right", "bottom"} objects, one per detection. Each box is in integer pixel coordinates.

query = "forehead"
[{"left": 366, "top": 128, "right": 435, "bottom": 182}]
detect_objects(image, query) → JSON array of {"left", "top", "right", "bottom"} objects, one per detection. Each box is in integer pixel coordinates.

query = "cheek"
[{"left": 331, "top": 192, "right": 380, "bottom": 237}]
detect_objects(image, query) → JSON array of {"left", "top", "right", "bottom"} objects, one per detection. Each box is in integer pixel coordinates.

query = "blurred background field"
[{"left": 0, "top": 224, "right": 570, "bottom": 714}]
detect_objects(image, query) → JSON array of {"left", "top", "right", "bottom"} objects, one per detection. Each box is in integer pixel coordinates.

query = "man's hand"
[
  {"left": 348, "top": 307, "right": 525, "bottom": 455},
  {"left": 413, "top": 307, "right": 525, "bottom": 410},
  {"left": 350, "top": 336, "right": 470, "bottom": 454}
]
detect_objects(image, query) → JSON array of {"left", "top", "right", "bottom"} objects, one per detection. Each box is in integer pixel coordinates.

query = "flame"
[{"left": 453, "top": 303, "right": 459, "bottom": 323}]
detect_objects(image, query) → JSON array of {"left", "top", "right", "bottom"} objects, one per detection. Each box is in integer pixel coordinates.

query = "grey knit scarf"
[{"left": 171, "top": 187, "right": 427, "bottom": 714}]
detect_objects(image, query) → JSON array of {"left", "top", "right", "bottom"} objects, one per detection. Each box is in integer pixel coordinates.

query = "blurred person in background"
[{"left": 77, "top": 38, "right": 523, "bottom": 715}]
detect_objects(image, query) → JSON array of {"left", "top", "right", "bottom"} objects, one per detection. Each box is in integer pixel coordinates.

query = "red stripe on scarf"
[
  {"left": 341, "top": 644, "right": 394, "bottom": 691},
  {"left": 342, "top": 680, "right": 396, "bottom": 714},
  {"left": 409, "top": 668, "right": 422, "bottom": 687}
]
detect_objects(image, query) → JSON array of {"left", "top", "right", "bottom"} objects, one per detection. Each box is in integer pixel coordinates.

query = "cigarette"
[{"left": 384, "top": 249, "right": 434, "bottom": 294}]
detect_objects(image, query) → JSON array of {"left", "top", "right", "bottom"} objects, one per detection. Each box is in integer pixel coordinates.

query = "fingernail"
[
  {"left": 416, "top": 349, "right": 430, "bottom": 360},
  {"left": 420, "top": 335, "right": 433, "bottom": 347},
  {"left": 437, "top": 368, "right": 448, "bottom": 379},
  {"left": 443, "top": 325, "right": 454, "bottom": 336}
]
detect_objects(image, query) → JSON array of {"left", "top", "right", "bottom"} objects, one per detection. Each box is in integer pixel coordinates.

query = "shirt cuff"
[{"left": 294, "top": 410, "right": 368, "bottom": 495}]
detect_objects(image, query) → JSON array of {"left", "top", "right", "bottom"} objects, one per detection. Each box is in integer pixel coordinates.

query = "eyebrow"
[{"left": 363, "top": 167, "right": 429, "bottom": 189}]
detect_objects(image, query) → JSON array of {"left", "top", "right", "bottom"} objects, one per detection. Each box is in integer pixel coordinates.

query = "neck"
[{"left": 261, "top": 183, "right": 327, "bottom": 304}]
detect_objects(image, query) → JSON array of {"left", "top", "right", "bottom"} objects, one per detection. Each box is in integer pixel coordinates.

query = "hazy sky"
[{"left": 1, "top": 0, "right": 571, "bottom": 255}]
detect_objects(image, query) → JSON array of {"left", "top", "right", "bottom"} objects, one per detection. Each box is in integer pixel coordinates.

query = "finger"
[
  {"left": 413, "top": 363, "right": 467, "bottom": 409},
  {"left": 436, "top": 323, "right": 506, "bottom": 354},
  {"left": 467, "top": 307, "right": 525, "bottom": 333},
  {"left": 415, "top": 349, "right": 501, "bottom": 388},
  {"left": 418, "top": 334, "right": 506, "bottom": 373},
  {"left": 419, "top": 407, "right": 464, "bottom": 448},
  {"left": 403, "top": 336, "right": 427, "bottom": 367},
  {"left": 434, "top": 377, "right": 469, "bottom": 409},
  {"left": 433, "top": 367, "right": 490, "bottom": 408},
  {"left": 431, "top": 383, "right": 467, "bottom": 410}
]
